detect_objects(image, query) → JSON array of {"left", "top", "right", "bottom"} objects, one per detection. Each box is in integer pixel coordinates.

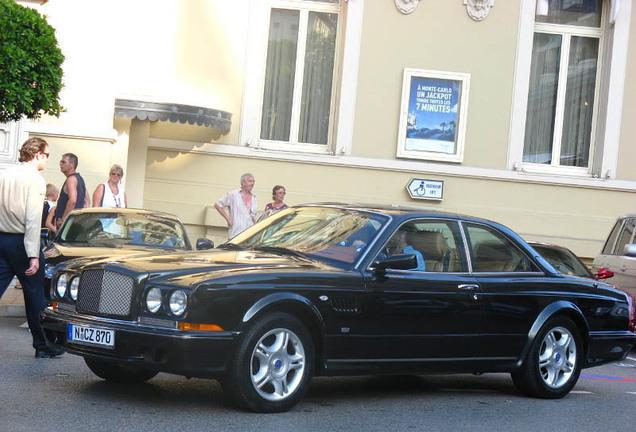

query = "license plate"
[{"left": 68, "top": 324, "right": 115, "bottom": 348}]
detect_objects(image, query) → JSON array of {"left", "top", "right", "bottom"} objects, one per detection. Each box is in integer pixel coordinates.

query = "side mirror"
[
  {"left": 196, "top": 237, "right": 215, "bottom": 250},
  {"left": 594, "top": 267, "right": 614, "bottom": 280},
  {"left": 373, "top": 254, "right": 417, "bottom": 274},
  {"left": 624, "top": 244, "right": 636, "bottom": 258}
]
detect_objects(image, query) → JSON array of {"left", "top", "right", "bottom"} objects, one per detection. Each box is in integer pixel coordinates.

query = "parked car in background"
[
  {"left": 593, "top": 214, "right": 636, "bottom": 299},
  {"left": 528, "top": 242, "right": 614, "bottom": 281},
  {"left": 41, "top": 204, "right": 636, "bottom": 412},
  {"left": 43, "top": 208, "right": 214, "bottom": 295}
]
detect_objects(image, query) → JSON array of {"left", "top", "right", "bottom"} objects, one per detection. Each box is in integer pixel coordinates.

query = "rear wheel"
[
  {"left": 84, "top": 358, "right": 158, "bottom": 384},
  {"left": 512, "top": 316, "right": 582, "bottom": 399},
  {"left": 223, "top": 313, "right": 314, "bottom": 413}
]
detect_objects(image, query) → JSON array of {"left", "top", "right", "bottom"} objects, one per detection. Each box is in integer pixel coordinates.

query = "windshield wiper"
[
  {"left": 217, "top": 243, "right": 245, "bottom": 251},
  {"left": 254, "top": 246, "right": 308, "bottom": 260}
]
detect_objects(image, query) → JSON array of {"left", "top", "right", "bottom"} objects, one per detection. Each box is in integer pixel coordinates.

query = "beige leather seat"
[
  {"left": 473, "top": 241, "right": 519, "bottom": 272},
  {"left": 409, "top": 231, "right": 452, "bottom": 272}
]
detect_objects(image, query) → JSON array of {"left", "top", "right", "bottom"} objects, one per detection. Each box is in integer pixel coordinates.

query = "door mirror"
[
  {"left": 624, "top": 244, "right": 636, "bottom": 258},
  {"left": 373, "top": 254, "right": 417, "bottom": 273},
  {"left": 594, "top": 267, "right": 614, "bottom": 280},
  {"left": 196, "top": 237, "right": 215, "bottom": 250}
]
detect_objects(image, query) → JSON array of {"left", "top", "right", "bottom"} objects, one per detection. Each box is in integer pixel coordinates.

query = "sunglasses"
[{"left": 110, "top": 172, "right": 123, "bottom": 177}]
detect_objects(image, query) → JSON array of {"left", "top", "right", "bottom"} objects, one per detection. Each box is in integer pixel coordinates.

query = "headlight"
[
  {"left": 56, "top": 273, "right": 68, "bottom": 298},
  {"left": 146, "top": 288, "right": 162, "bottom": 313},
  {"left": 69, "top": 277, "right": 80, "bottom": 301},
  {"left": 169, "top": 290, "right": 188, "bottom": 316},
  {"left": 44, "top": 263, "right": 55, "bottom": 279}
]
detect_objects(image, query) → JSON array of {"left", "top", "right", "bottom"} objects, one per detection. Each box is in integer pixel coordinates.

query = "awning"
[{"left": 114, "top": 99, "right": 231, "bottom": 132}]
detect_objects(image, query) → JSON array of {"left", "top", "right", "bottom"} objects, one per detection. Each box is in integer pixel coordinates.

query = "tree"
[{"left": 0, "top": 0, "right": 64, "bottom": 123}]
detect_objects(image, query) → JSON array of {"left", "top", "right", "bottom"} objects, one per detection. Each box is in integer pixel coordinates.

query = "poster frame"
[{"left": 397, "top": 68, "right": 470, "bottom": 163}]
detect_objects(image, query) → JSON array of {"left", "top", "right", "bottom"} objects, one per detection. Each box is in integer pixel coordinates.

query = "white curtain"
[
  {"left": 560, "top": 36, "right": 598, "bottom": 167},
  {"left": 299, "top": 12, "right": 338, "bottom": 145},
  {"left": 260, "top": 9, "right": 299, "bottom": 142},
  {"left": 523, "top": 33, "right": 561, "bottom": 164}
]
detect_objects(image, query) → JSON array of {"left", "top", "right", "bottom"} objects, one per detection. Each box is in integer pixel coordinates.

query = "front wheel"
[
  {"left": 224, "top": 313, "right": 315, "bottom": 413},
  {"left": 512, "top": 316, "right": 582, "bottom": 399},
  {"left": 84, "top": 358, "right": 158, "bottom": 384}
]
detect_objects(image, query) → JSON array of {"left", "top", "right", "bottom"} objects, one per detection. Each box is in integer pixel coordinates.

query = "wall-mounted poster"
[{"left": 397, "top": 69, "right": 470, "bottom": 163}]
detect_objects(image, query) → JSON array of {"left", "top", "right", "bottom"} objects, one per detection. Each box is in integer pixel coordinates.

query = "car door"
[
  {"left": 359, "top": 218, "right": 485, "bottom": 366},
  {"left": 462, "top": 222, "right": 548, "bottom": 361},
  {"left": 594, "top": 217, "right": 636, "bottom": 297}
]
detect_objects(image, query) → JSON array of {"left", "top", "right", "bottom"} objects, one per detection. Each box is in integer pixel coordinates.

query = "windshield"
[
  {"left": 228, "top": 207, "right": 389, "bottom": 266},
  {"left": 57, "top": 212, "right": 190, "bottom": 250}
]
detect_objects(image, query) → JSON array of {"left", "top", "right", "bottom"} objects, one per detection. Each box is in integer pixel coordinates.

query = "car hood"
[
  {"left": 69, "top": 249, "right": 340, "bottom": 286},
  {"left": 44, "top": 243, "right": 180, "bottom": 266}
]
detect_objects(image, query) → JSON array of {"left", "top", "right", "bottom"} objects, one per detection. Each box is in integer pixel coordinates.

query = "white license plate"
[{"left": 68, "top": 324, "right": 115, "bottom": 348}]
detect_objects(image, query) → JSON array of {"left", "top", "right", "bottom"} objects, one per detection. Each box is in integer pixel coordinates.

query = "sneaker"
[{"left": 35, "top": 346, "right": 65, "bottom": 359}]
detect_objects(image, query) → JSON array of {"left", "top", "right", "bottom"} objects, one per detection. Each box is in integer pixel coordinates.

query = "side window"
[
  {"left": 382, "top": 220, "right": 467, "bottom": 272},
  {"left": 613, "top": 218, "right": 635, "bottom": 255},
  {"left": 464, "top": 223, "right": 538, "bottom": 273},
  {"left": 601, "top": 220, "right": 623, "bottom": 255}
]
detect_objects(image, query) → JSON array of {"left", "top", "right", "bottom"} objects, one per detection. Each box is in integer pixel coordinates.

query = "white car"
[{"left": 593, "top": 214, "right": 636, "bottom": 298}]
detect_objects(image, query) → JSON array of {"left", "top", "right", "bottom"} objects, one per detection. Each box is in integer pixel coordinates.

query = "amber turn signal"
[{"left": 178, "top": 322, "right": 224, "bottom": 331}]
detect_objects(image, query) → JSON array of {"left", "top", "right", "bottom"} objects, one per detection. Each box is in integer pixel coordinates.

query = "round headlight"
[
  {"left": 69, "top": 277, "right": 80, "bottom": 301},
  {"left": 56, "top": 273, "right": 68, "bottom": 298},
  {"left": 169, "top": 290, "right": 188, "bottom": 316},
  {"left": 146, "top": 288, "right": 162, "bottom": 313}
]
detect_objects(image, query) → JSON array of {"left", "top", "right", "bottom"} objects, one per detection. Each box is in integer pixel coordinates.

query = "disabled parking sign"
[{"left": 406, "top": 178, "right": 444, "bottom": 201}]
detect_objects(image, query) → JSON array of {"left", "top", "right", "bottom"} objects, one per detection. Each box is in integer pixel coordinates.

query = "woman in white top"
[{"left": 92, "top": 164, "right": 127, "bottom": 208}]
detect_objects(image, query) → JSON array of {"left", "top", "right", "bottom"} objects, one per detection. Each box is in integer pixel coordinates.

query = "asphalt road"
[{"left": 1, "top": 316, "right": 634, "bottom": 432}]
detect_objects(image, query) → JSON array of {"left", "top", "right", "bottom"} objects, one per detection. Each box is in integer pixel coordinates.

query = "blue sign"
[{"left": 406, "top": 178, "right": 444, "bottom": 201}]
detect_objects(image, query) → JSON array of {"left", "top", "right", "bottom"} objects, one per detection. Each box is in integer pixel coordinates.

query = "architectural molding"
[
  {"left": 148, "top": 138, "right": 636, "bottom": 193},
  {"left": 395, "top": 0, "right": 419, "bottom": 15},
  {"left": 463, "top": 0, "right": 494, "bottom": 21}
]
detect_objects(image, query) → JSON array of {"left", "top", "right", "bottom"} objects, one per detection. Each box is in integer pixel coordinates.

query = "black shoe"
[{"left": 35, "top": 346, "right": 65, "bottom": 359}]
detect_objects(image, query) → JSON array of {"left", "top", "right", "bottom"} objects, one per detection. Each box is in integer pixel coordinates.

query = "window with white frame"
[
  {"left": 245, "top": 0, "right": 342, "bottom": 154},
  {"left": 523, "top": 0, "right": 604, "bottom": 171}
]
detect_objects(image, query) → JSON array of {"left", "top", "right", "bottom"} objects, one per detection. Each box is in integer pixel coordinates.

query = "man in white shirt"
[
  {"left": 214, "top": 173, "right": 258, "bottom": 240},
  {"left": 0, "top": 137, "right": 64, "bottom": 358}
]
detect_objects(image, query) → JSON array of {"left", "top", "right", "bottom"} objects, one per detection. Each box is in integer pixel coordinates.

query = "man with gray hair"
[
  {"left": 214, "top": 173, "right": 258, "bottom": 239},
  {"left": 0, "top": 137, "right": 64, "bottom": 358}
]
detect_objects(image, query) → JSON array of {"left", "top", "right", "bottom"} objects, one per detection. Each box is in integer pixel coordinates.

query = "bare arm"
[
  {"left": 92, "top": 184, "right": 104, "bottom": 207},
  {"left": 62, "top": 175, "right": 78, "bottom": 221},
  {"left": 45, "top": 205, "right": 57, "bottom": 233},
  {"left": 214, "top": 202, "right": 232, "bottom": 227}
]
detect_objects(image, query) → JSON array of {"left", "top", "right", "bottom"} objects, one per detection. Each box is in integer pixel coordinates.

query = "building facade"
[{"left": 1, "top": 0, "right": 635, "bottom": 259}]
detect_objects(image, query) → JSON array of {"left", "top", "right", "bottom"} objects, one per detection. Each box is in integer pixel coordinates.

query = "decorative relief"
[
  {"left": 395, "top": 0, "right": 420, "bottom": 15},
  {"left": 463, "top": 0, "right": 494, "bottom": 21}
]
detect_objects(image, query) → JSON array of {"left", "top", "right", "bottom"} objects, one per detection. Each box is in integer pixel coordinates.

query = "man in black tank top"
[{"left": 54, "top": 153, "right": 87, "bottom": 228}]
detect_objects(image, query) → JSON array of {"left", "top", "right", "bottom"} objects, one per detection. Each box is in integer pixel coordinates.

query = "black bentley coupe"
[{"left": 41, "top": 204, "right": 636, "bottom": 412}]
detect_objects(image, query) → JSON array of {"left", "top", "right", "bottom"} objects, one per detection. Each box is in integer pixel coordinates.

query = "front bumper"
[{"left": 41, "top": 307, "right": 239, "bottom": 379}]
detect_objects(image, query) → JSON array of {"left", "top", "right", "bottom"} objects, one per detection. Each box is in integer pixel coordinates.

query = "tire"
[
  {"left": 224, "top": 313, "right": 315, "bottom": 413},
  {"left": 84, "top": 358, "right": 158, "bottom": 384},
  {"left": 512, "top": 316, "right": 582, "bottom": 399}
]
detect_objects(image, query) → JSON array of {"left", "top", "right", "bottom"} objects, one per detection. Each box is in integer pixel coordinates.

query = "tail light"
[{"left": 627, "top": 293, "right": 635, "bottom": 333}]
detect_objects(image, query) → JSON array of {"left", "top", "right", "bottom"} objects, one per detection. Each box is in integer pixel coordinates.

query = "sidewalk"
[{"left": 0, "top": 279, "right": 26, "bottom": 317}]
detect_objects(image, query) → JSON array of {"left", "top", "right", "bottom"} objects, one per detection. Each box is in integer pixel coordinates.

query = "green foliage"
[{"left": 0, "top": 0, "right": 64, "bottom": 123}]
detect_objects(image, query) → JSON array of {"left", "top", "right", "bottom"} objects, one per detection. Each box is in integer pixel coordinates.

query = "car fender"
[
  {"left": 516, "top": 300, "right": 589, "bottom": 368},
  {"left": 242, "top": 292, "right": 326, "bottom": 333}
]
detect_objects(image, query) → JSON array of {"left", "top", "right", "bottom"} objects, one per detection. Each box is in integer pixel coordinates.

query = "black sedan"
[
  {"left": 41, "top": 204, "right": 636, "bottom": 412},
  {"left": 43, "top": 207, "right": 213, "bottom": 292}
]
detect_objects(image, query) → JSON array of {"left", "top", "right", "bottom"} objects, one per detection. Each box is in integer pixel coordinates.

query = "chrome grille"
[{"left": 77, "top": 270, "right": 134, "bottom": 317}]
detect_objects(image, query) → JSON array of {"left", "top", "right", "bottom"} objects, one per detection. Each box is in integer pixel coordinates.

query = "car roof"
[
  {"left": 303, "top": 202, "right": 510, "bottom": 227},
  {"left": 68, "top": 207, "right": 182, "bottom": 222}
]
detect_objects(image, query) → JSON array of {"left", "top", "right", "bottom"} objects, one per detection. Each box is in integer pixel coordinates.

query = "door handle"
[{"left": 458, "top": 284, "right": 480, "bottom": 291}]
